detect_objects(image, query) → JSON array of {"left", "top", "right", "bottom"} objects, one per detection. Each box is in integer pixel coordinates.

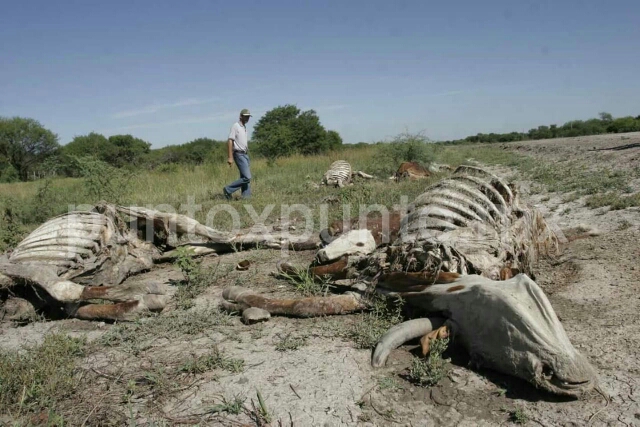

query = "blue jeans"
[{"left": 224, "top": 152, "right": 251, "bottom": 198}]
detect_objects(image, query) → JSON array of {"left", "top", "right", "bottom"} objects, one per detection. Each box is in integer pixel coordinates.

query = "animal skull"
[{"left": 374, "top": 274, "right": 596, "bottom": 397}]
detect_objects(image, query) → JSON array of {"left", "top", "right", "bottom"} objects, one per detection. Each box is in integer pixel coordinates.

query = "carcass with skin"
[
  {"left": 222, "top": 165, "right": 597, "bottom": 396},
  {"left": 393, "top": 161, "right": 431, "bottom": 181},
  {"left": 0, "top": 202, "right": 319, "bottom": 320}
]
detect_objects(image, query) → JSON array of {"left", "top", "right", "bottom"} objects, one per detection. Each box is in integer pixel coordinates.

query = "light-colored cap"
[{"left": 240, "top": 109, "right": 252, "bottom": 116}]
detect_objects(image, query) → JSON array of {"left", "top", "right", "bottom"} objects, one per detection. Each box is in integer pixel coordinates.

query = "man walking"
[{"left": 223, "top": 109, "right": 252, "bottom": 199}]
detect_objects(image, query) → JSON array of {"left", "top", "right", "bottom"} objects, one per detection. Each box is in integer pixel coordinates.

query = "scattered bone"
[
  {"left": 321, "top": 211, "right": 403, "bottom": 246},
  {"left": 321, "top": 160, "right": 373, "bottom": 187},
  {"left": 242, "top": 307, "right": 271, "bottom": 324},
  {"left": 316, "top": 229, "right": 376, "bottom": 263},
  {"left": 222, "top": 286, "right": 365, "bottom": 317},
  {"left": 322, "top": 160, "right": 352, "bottom": 187},
  {"left": 0, "top": 202, "right": 321, "bottom": 320},
  {"left": 236, "top": 260, "right": 251, "bottom": 271},
  {"left": 428, "top": 163, "right": 453, "bottom": 173},
  {"left": 254, "top": 165, "right": 594, "bottom": 396}
]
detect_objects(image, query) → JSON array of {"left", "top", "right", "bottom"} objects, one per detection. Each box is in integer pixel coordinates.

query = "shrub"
[
  {"left": 75, "top": 156, "right": 133, "bottom": 204},
  {"left": 372, "top": 132, "right": 436, "bottom": 176},
  {"left": 408, "top": 337, "right": 450, "bottom": 386},
  {"left": 253, "top": 104, "right": 343, "bottom": 160}
]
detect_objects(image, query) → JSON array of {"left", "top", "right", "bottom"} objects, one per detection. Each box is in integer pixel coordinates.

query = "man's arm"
[
  {"left": 227, "top": 123, "right": 236, "bottom": 166},
  {"left": 227, "top": 138, "right": 234, "bottom": 166}
]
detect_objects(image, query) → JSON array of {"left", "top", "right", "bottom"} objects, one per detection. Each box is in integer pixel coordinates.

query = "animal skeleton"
[
  {"left": 0, "top": 203, "right": 318, "bottom": 320},
  {"left": 222, "top": 165, "right": 597, "bottom": 396},
  {"left": 0, "top": 165, "right": 597, "bottom": 396},
  {"left": 321, "top": 160, "right": 373, "bottom": 187}
]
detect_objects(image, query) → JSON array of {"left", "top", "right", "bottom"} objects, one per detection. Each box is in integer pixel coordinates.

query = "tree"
[
  {"left": 252, "top": 104, "right": 342, "bottom": 159},
  {"left": 291, "top": 109, "right": 327, "bottom": 155},
  {"left": 0, "top": 117, "right": 60, "bottom": 180},
  {"left": 599, "top": 112, "right": 613, "bottom": 122},
  {"left": 254, "top": 124, "right": 295, "bottom": 162},
  {"left": 105, "top": 135, "right": 151, "bottom": 167},
  {"left": 607, "top": 116, "right": 640, "bottom": 133},
  {"left": 0, "top": 160, "right": 19, "bottom": 183},
  {"left": 63, "top": 132, "right": 113, "bottom": 160},
  {"left": 326, "top": 130, "right": 343, "bottom": 151}
]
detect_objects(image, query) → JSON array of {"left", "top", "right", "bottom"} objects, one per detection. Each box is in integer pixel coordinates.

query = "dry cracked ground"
[{"left": 1, "top": 133, "right": 639, "bottom": 426}]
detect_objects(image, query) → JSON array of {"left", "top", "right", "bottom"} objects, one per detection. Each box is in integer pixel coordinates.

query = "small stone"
[{"left": 242, "top": 307, "right": 271, "bottom": 324}]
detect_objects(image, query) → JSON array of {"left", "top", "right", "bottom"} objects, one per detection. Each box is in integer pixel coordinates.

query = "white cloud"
[
  {"left": 315, "top": 104, "right": 350, "bottom": 111},
  {"left": 102, "top": 111, "right": 237, "bottom": 133},
  {"left": 111, "top": 98, "right": 218, "bottom": 118}
]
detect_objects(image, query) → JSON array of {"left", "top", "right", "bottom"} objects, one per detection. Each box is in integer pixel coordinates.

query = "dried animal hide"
[
  {"left": 393, "top": 161, "right": 431, "bottom": 181},
  {"left": 0, "top": 202, "right": 320, "bottom": 320}
]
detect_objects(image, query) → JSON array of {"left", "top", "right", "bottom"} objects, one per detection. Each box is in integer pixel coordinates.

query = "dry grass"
[
  {"left": 585, "top": 191, "right": 640, "bottom": 210},
  {"left": 1, "top": 141, "right": 637, "bottom": 251},
  {"left": 179, "top": 347, "right": 245, "bottom": 374},
  {"left": 274, "top": 333, "right": 308, "bottom": 351},
  {"left": 99, "top": 306, "right": 234, "bottom": 355}
]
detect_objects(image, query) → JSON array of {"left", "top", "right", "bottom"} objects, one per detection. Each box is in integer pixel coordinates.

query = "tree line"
[
  {"left": 3, "top": 109, "right": 639, "bottom": 182},
  {"left": 441, "top": 112, "right": 640, "bottom": 144},
  {"left": 0, "top": 105, "right": 343, "bottom": 182}
]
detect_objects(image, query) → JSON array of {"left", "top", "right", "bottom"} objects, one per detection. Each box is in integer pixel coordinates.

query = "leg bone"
[{"left": 222, "top": 286, "right": 365, "bottom": 317}]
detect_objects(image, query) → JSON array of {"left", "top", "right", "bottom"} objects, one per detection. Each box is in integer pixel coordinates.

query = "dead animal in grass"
[
  {"left": 0, "top": 202, "right": 319, "bottom": 321},
  {"left": 392, "top": 161, "right": 431, "bottom": 181},
  {"left": 322, "top": 160, "right": 373, "bottom": 187},
  {"left": 223, "top": 165, "right": 596, "bottom": 396}
]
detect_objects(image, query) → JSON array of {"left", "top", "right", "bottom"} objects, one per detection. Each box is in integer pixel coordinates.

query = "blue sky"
[{"left": 1, "top": 0, "right": 639, "bottom": 148}]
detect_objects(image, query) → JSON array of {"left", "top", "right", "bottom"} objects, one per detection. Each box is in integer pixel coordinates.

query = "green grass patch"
[
  {"left": 206, "top": 394, "right": 246, "bottom": 415},
  {"left": 172, "top": 248, "right": 232, "bottom": 309},
  {"left": 278, "top": 267, "right": 331, "bottom": 296},
  {"left": 0, "top": 334, "right": 85, "bottom": 416},
  {"left": 274, "top": 333, "right": 308, "bottom": 351},
  {"left": 585, "top": 192, "right": 640, "bottom": 210},
  {"left": 348, "top": 295, "right": 404, "bottom": 350},
  {"left": 407, "top": 337, "right": 450, "bottom": 387},
  {"left": 180, "top": 347, "right": 245, "bottom": 374},
  {"left": 509, "top": 407, "right": 529, "bottom": 424},
  {"left": 99, "top": 307, "right": 233, "bottom": 355}
]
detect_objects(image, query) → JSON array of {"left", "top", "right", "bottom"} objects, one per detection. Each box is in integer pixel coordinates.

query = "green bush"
[
  {"left": 76, "top": 156, "right": 134, "bottom": 204},
  {"left": 408, "top": 338, "right": 450, "bottom": 386},
  {"left": 0, "top": 116, "right": 60, "bottom": 181},
  {"left": 372, "top": 132, "right": 436, "bottom": 176},
  {"left": 253, "top": 104, "right": 343, "bottom": 160},
  {"left": 0, "top": 203, "right": 27, "bottom": 252},
  {"left": 0, "top": 163, "right": 19, "bottom": 183}
]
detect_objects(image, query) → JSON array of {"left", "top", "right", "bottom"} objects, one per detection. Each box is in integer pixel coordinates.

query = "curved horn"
[{"left": 372, "top": 317, "right": 446, "bottom": 368}]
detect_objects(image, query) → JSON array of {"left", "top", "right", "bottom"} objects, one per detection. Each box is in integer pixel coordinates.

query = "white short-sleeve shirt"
[{"left": 228, "top": 122, "right": 248, "bottom": 152}]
